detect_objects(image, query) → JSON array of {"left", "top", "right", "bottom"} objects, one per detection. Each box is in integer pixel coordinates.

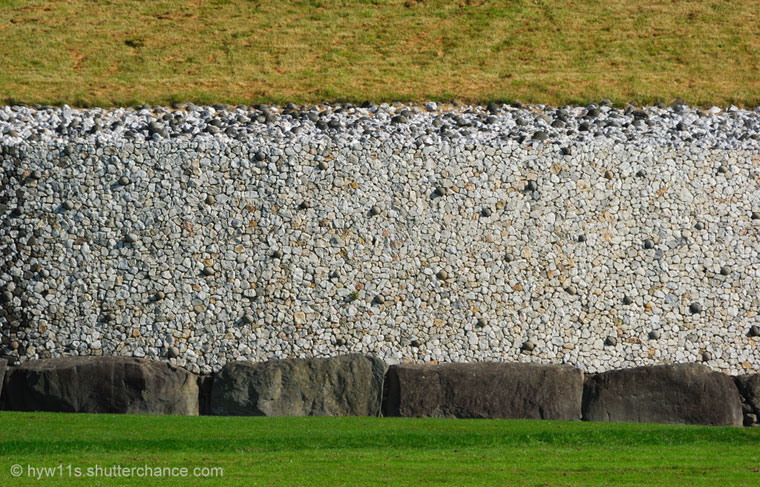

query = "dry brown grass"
[{"left": 0, "top": 0, "right": 758, "bottom": 107}]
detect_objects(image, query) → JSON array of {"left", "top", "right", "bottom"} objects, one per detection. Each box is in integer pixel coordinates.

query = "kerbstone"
[
  {"left": 382, "top": 362, "right": 583, "bottom": 420},
  {"left": 582, "top": 363, "right": 742, "bottom": 426},
  {"left": 210, "top": 354, "right": 386, "bottom": 416},
  {"left": 2, "top": 356, "right": 199, "bottom": 415}
]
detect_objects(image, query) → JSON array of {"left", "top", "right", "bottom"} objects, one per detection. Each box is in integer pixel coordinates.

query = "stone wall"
[{"left": 1, "top": 104, "right": 759, "bottom": 375}]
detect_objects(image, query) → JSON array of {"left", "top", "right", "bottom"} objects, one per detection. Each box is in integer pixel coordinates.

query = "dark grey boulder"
[
  {"left": 582, "top": 363, "right": 742, "bottom": 426},
  {"left": 734, "top": 374, "right": 760, "bottom": 425},
  {"left": 2, "top": 356, "right": 199, "bottom": 415},
  {"left": 210, "top": 354, "right": 386, "bottom": 416},
  {"left": 382, "top": 362, "right": 583, "bottom": 420}
]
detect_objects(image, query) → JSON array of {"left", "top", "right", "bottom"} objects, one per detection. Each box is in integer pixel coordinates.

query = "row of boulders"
[{"left": 0, "top": 355, "right": 757, "bottom": 426}]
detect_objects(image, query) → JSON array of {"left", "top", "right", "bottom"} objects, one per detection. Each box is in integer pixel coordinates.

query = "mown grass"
[
  {"left": 0, "top": 0, "right": 758, "bottom": 108},
  {"left": 1, "top": 412, "right": 759, "bottom": 486}
]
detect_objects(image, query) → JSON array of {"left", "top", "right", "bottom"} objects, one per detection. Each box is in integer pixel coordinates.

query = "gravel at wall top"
[{"left": 1, "top": 102, "right": 759, "bottom": 374}]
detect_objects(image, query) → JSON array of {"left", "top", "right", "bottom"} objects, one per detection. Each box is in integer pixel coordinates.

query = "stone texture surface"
[
  {"left": 2, "top": 356, "right": 199, "bottom": 415},
  {"left": 210, "top": 354, "right": 386, "bottom": 416},
  {"left": 382, "top": 362, "right": 583, "bottom": 420},
  {"left": 734, "top": 373, "right": 760, "bottom": 426},
  {"left": 582, "top": 363, "right": 742, "bottom": 426}
]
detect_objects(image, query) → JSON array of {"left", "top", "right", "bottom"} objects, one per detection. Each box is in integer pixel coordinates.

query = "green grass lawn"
[
  {"left": 0, "top": 0, "right": 758, "bottom": 107},
  {"left": 1, "top": 412, "right": 759, "bottom": 486}
]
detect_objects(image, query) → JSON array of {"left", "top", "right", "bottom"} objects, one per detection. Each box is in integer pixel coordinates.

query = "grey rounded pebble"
[
  {"left": 560, "top": 147, "right": 572, "bottom": 156},
  {"left": 643, "top": 239, "right": 655, "bottom": 249},
  {"left": 1, "top": 291, "right": 13, "bottom": 303},
  {"left": 369, "top": 205, "right": 382, "bottom": 216},
  {"left": 205, "top": 194, "right": 216, "bottom": 205},
  {"left": 318, "top": 160, "right": 329, "bottom": 170},
  {"left": 410, "top": 339, "right": 421, "bottom": 348},
  {"left": 702, "top": 351, "right": 712, "bottom": 362},
  {"left": 168, "top": 346, "right": 180, "bottom": 359},
  {"left": 525, "top": 180, "right": 538, "bottom": 192},
  {"left": 636, "top": 169, "right": 647, "bottom": 178},
  {"left": 505, "top": 253, "right": 515, "bottom": 262},
  {"left": 254, "top": 151, "right": 266, "bottom": 161},
  {"left": 154, "top": 291, "right": 166, "bottom": 301},
  {"left": 436, "top": 270, "right": 448, "bottom": 280},
  {"left": 689, "top": 302, "right": 703, "bottom": 314},
  {"left": 752, "top": 211, "right": 760, "bottom": 220},
  {"left": 476, "top": 318, "right": 487, "bottom": 328},
  {"left": 202, "top": 266, "right": 215, "bottom": 276},
  {"left": 434, "top": 186, "right": 448, "bottom": 197},
  {"left": 694, "top": 221, "right": 705, "bottom": 230},
  {"left": 604, "top": 170, "right": 614, "bottom": 179},
  {"left": 272, "top": 250, "right": 283, "bottom": 259},
  {"left": 604, "top": 336, "right": 618, "bottom": 346},
  {"left": 30, "top": 169, "right": 42, "bottom": 180},
  {"left": 565, "top": 285, "right": 577, "bottom": 295},
  {"left": 62, "top": 200, "right": 75, "bottom": 210},
  {"left": 749, "top": 325, "right": 760, "bottom": 337},
  {"left": 243, "top": 314, "right": 255, "bottom": 325},
  {"left": 622, "top": 295, "right": 633, "bottom": 305},
  {"left": 648, "top": 330, "right": 661, "bottom": 340},
  {"left": 577, "top": 234, "right": 586, "bottom": 243},
  {"left": 481, "top": 207, "right": 492, "bottom": 217},
  {"left": 720, "top": 266, "right": 731, "bottom": 276},
  {"left": 373, "top": 295, "right": 385, "bottom": 305},
  {"left": 521, "top": 341, "right": 535, "bottom": 352},
  {"left": 124, "top": 233, "right": 139, "bottom": 244},
  {"left": 717, "top": 165, "right": 728, "bottom": 174},
  {"left": 118, "top": 176, "right": 130, "bottom": 186},
  {"left": 104, "top": 313, "right": 116, "bottom": 322}
]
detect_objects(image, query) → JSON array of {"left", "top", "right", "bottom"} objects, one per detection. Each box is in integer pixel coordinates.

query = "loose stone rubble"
[{"left": 1, "top": 101, "right": 759, "bottom": 374}]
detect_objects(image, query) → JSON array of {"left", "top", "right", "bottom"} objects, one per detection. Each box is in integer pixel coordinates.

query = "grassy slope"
[
  {"left": 0, "top": 0, "right": 758, "bottom": 107},
  {"left": 1, "top": 412, "right": 760, "bottom": 486}
]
